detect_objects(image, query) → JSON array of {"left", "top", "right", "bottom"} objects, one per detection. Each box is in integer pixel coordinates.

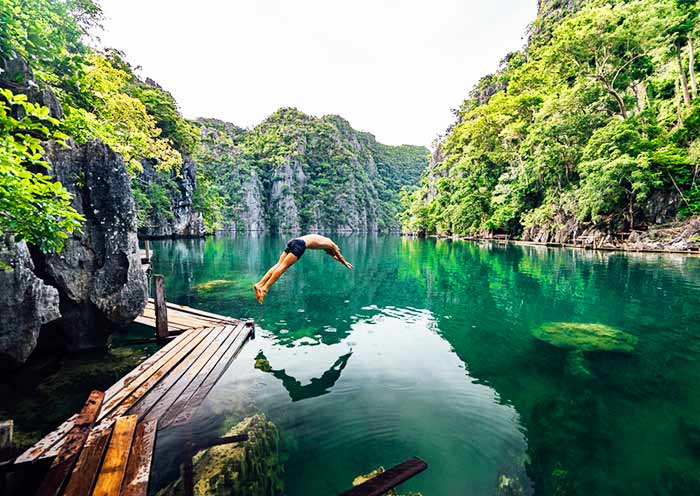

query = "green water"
[{"left": 148, "top": 234, "right": 700, "bottom": 495}]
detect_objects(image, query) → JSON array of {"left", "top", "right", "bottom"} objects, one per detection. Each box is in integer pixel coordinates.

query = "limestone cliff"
[{"left": 194, "top": 110, "right": 428, "bottom": 233}]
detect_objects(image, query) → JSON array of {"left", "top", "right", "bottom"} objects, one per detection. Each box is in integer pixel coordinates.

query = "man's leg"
[
  {"left": 255, "top": 252, "right": 287, "bottom": 303},
  {"left": 259, "top": 252, "right": 298, "bottom": 303}
]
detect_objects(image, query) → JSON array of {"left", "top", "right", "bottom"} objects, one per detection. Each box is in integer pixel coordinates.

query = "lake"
[{"left": 138, "top": 234, "right": 700, "bottom": 495}]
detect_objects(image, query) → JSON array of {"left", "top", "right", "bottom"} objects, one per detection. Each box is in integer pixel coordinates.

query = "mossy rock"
[
  {"left": 532, "top": 322, "right": 637, "bottom": 353},
  {"left": 193, "top": 279, "right": 236, "bottom": 293},
  {"left": 156, "top": 414, "right": 283, "bottom": 496}
]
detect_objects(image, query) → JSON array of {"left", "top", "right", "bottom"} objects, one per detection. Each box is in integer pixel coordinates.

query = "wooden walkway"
[
  {"left": 134, "top": 298, "right": 238, "bottom": 334},
  {"left": 16, "top": 304, "right": 254, "bottom": 496}
]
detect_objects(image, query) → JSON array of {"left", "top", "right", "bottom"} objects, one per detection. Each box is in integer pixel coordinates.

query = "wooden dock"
[{"left": 15, "top": 302, "right": 254, "bottom": 496}]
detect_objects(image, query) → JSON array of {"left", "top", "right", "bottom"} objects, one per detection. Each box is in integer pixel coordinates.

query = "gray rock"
[
  {"left": 37, "top": 140, "right": 148, "bottom": 350},
  {"left": 139, "top": 156, "right": 205, "bottom": 238},
  {"left": 0, "top": 56, "right": 63, "bottom": 119},
  {"left": 0, "top": 235, "right": 60, "bottom": 369}
]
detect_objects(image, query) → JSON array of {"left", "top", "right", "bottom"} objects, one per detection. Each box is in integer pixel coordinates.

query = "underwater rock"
[
  {"left": 532, "top": 322, "right": 637, "bottom": 353},
  {"left": 0, "top": 235, "right": 61, "bottom": 370},
  {"left": 193, "top": 279, "right": 234, "bottom": 293},
  {"left": 156, "top": 414, "right": 283, "bottom": 496}
]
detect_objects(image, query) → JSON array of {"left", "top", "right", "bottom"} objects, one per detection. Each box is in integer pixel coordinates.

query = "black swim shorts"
[{"left": 284, "top": 238, "right": 306, "bottom": 258}]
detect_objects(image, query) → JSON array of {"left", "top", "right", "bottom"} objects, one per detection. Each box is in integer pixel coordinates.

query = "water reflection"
[{"left": 254, "top": 351, "right": 352, "bottom": 402}]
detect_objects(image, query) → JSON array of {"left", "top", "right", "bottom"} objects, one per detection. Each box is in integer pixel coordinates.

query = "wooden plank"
[
  {"left": 126, "top": 326, "right": 229, "bottom": 420},
  {"left": 92, "top": 415, "right": 138, "bottom": 496},
  {"left": 153, "top": 275, "right": 169, "bottom": 339},
  {"left": 35, "top": 391, "right": 104, "bottom": 496},
  {"left": 63, "top": 424, "right": 114, "bottom": 496},
  {"left": 98, "top": 329, "right": 204, "bottom": 422},
  {"left": 99, "top": 328, "right": 218, "bottom": 423},
  {"left": 144, "top": 325, "right": 243, "bottom": 423},
  {"left": 148, "top": 299, "right": 238, "bottom": 323},
  {"left": 159, "top": 324, "right": 244, "bottom": 428},
  {"left": 169, "top": 324, "right": 253, "bottom": 427},
  {"left": 120, "top": 419, "right": 157, "bottom": 496},
  {"left": 339, "top": 457, "right": 428, "bottom": 496},
  {"left": 15, "top": 414, "right": 78, "bottom": 464}
]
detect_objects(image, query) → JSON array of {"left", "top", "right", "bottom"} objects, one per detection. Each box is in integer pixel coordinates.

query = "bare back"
[{"left": 299, "top": 234, "right": 336, "bottom": 250}]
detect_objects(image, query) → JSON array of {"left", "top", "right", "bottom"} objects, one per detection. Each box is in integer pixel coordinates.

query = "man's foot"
[{"left": 254, "top": 284, "right": 264, "bottom": 304}]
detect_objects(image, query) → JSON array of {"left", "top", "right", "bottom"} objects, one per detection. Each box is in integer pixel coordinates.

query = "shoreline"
[{"left": 402, "top": 233, "right": 700, "bottom": 256}]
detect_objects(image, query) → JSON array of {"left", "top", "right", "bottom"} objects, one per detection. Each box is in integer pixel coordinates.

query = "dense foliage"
[
  {"left": 194, "top": 109, "right": 428, "bottom": 232},
  {"left": 0, "top": 88, "right": 83, "bottom": 252},
  {"left": 401, "top": 0, "right": 700, "bottom": 238}
]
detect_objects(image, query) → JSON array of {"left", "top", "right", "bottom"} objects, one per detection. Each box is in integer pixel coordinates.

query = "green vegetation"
[
  {"left": 532, "top": 322, "right": 638, "bottom": 353},
  {"left": 401, "top": 0, "right": 700, "bottom": 238},
  {"left": 0, "top": 89, "right": 82, "bottom": 252}
]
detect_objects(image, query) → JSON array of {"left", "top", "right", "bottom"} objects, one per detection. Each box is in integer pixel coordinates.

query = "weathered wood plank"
[
  {"left": 169, "top": 324, "right": 253, "bottom": 426},
  {"left": 102, "top": 328, "right": 195, "bottom": 403},
  {"left": 99, "top": 328, "right": 218, "bottom": 423},
  {"left": 159, "top": 324, "right": 244, "bottom": 428},
  {"left": 144, "top": 325, "right": 242, "bottom": 423},
  {"left": 63, "top": 424, "right": 114, "bottom": 496},
  {"left": 147, "top": 299, "right": 237, "bottom": 323},
  {"left": 98, "top": 329, "right": 204, "bottom": 422},
  {"left": 339, "top": 457, "right": 428, "bottom": 496},
  {"left": 120, "top": 419, "right": 157, "bottom": 496},
  {"left": 153, "top": 275, "right": 169, "bottom": 339},
  {"left": 92, "top": 415, "right": 138, "bottom": 496},
  {"left": 126, "top": 326, "right": 228, "bottom": 420},
  {"left": 15, "top": 414, "right": 78, "bottom": 464},
  {"left": 35, "top": 391, "right": 104, "bottom": 496}
]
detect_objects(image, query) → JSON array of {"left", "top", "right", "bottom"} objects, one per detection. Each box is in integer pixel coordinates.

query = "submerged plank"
[
  {"left": 339, "top": 457, "right": 428, "bottom": 496},
  {"left": 63, "top": 424, "right": 114, "bottom": 496},
  {"left": 92, "top": 415, "right": 138, "bottom": 496},
  {"left": 159, "top": 324, "right": 244, "bottom": 428},
  {"left": 120, "top": 419, "right": 157, "bottom": 496},
  {"left": 144, "top": 325, "right": 242, "bottom": 423},
  {"left": 35, "top": 391, "right": 104, "bottom": 496},
  {"left": 170, "top": 324, "right": 253, "bottom": 427},
  {"left": 126, "top": 326, "right": 228, "bottom": 420}
]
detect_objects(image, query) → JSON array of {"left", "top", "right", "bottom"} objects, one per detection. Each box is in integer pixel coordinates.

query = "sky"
[{"left": 97, "top": 0, "right": 537, "bottom": 148}]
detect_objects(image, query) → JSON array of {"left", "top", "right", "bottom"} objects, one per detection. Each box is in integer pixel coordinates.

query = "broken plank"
[
  {"left": 126, "top": 326, "right": 229, "bottom": 420},
  {"left": 159, "top": 324, "right": 244, "bottom": 428},
  {"left": 169, "top": 324, "right": 253, "bottom": 427},
  {"left": 120, "top": 419, "right": 157, "bottom": 496},
  {"left": 339, "top": 457, "right": 428, "bottom": 496},
  {"left": 63, "top": 424, "right": 114, "bottom": 496},
  {"left": 144, "top": 325, "right": 242, "bottom": 423},
  {"left": 92, "top": 415, "right": 138, "bottom": 496},
  {"left": 15, "top": 414, "right": 78, "bottom": 464},
  {"left": 35, "top": 391, "right": 104, "bottom": 496}
]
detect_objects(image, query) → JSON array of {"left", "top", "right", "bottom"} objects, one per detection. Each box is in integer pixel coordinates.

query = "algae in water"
[{"left": 532, "top": 322, "right": 637, "bottom": 353}]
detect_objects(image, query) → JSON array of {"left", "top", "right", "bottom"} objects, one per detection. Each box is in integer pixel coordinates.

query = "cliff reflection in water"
[{"left": 148, "top": 235, "right": 700, "bottom": 496}]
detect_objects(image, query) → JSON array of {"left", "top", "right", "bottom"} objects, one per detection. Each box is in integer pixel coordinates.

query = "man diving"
[{"left": 254, "top": 234, "right": 353, "bottom": 304}]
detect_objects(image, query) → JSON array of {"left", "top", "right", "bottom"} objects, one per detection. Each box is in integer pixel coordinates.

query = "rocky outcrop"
[
  {"left": 0, "top": 235, "right": 61, "bottom": 369},
  {"left": 138, "top": 156, "right": 205, "bottom": 238},
  {"left": 0, "top": 56, "right": 63, "bottom": 119},
  {"left": 34, "top": 140, "right": 148, "bottom": 351}
]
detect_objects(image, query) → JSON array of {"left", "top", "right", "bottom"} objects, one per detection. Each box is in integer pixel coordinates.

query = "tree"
[{"left": 0, "top": 89, "right": 83, "bottom": 252}]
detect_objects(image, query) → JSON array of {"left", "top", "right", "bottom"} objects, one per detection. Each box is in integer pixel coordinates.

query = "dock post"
[
  {"left": 154, "top": 274, "right": 169, "bottom": 339},
  {"left": 245, "top": 320, "right": 255, "bottom": 340},
  {"left": 144, "top": 239, "right": 150, "bottom": 261},
  {"left": 0, "top": 420, "right": 12, "bottom": 461}
]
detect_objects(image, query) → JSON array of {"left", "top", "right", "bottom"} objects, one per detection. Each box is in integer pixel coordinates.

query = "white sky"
[{"left": 97, "top": 0, "right": 537, "bottom": 147}]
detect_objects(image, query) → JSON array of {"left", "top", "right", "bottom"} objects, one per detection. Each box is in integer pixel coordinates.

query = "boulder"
[
  {"left": 0, "top": 235, "right": 61, "bottom": 369},
  {"left": 35, "top": 140, "right": 148, "bottom": 350}
]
